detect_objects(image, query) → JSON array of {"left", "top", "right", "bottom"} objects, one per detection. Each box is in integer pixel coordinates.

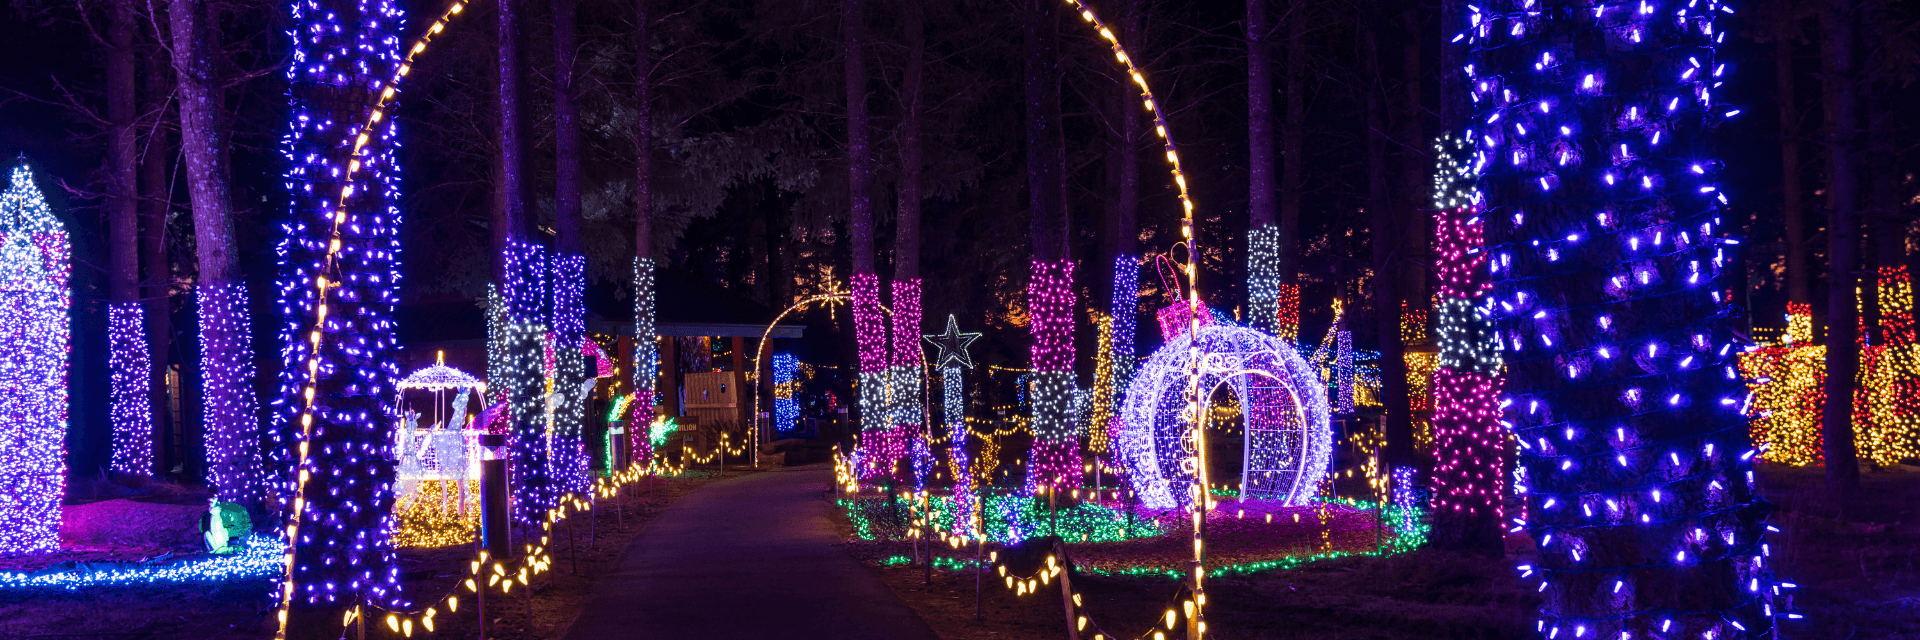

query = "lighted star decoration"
[{"left": 924, "top": 314, "right": 981, "bottom": 370}]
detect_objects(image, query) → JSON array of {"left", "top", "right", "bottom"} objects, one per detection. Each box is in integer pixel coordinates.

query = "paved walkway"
[{"left": 562, "top": 464, "right": 938, "bottom": 640}]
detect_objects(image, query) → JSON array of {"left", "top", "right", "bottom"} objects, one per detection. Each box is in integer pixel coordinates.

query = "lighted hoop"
[{"left": 1115, "top": 323, "right": 1330, "bottom": 510}]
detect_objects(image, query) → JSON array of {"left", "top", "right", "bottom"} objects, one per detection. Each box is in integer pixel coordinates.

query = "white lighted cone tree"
[
  {"left": 1466, "top": 1, "right": 1793, "bottom": 636},
  {"left": 0, "top": 163, "right": 70, "bottom": 555}
]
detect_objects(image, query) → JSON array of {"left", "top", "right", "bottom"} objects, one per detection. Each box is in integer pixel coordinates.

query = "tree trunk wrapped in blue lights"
[
  {"left": 273, "top": 0, "right": 408, "bottom": 616},
  {"left": 1466, "top": 1, "right": 1791, "bottom": 637}
]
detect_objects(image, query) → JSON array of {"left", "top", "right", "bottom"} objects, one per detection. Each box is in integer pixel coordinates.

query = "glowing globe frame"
[{"left": 1116, "top": 324, "right": 1330, "bottom": 510}]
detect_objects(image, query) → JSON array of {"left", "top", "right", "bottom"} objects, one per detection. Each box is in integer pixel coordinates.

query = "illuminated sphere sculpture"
[{"left": 1116, "top": 323, "right": 1329, "bottom": 510}]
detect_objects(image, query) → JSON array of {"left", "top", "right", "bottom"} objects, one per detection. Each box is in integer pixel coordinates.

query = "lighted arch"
[
  {"left": 276, "top": 0, "right": 1202, "bottom": 635},
  {"left": 1116, "top": 323, "right": 1330, "bottom": 510}
]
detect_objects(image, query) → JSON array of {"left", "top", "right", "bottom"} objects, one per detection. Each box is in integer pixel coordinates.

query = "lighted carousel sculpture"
[{"left": 391, "top": 354, "right": 487, "bottom": 542}]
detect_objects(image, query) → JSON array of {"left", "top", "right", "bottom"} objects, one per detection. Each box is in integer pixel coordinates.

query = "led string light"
[
  {"left": 0, "top": 533, "right": 284, "bottom": 590},
  {"left": 362, "top": 460, "right": 670, "bottom": 637},
  {"left": 1112, "top": 324, "right": 1330, "bottom": 510},
  {"left": 773, "top": 353, "right": 800, "bottom": 433},
  {"left": 630, "top": 257, "right": 658, "bottom": 444},
  {"left": 108, "top": 301, "right": 154, "bottom": 476},
  {"left": 272, "top": 2, "right": 470, "bottom": 635},
  {"left": 1248, "top": 225, "right": 1283, "bottom": 336},
  {"left": 1274, "top": 283, "right": 1301, "bottom": 343},
  {"left": 888, "top": 277, "right": 927, "bottom": 481},
  {"left": 1028, "top": 259, "right": 1081, "bottom": 491},
  {"left": 1852, "top": 265, "right": 1920, "bottom": 465},
  {"left": 1426, "top": 132, "right": 1510, "bottom": 542},
  {"left": 1465, "top": 2, "right": 1791, "bottom": 637},
  {"left": 1743, "top": 278, "right": 1920, "bottom": 467},
  {"left": 0, "top": 163, "right": 69, "bottom": 554},
  {"left": 549, "top": 253, "right": 592, "bottom": 497},
  {"left": 1110, "top": 254, "right": 1141, "bottom": 408},
  {"left": 852, "top": 273, "right": 903, "bottom": 478}
]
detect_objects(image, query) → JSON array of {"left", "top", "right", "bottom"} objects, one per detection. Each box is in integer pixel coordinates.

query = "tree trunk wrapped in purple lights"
[
  {"left": 106, "top": 0, "right": 153, "bottom": 477},
  {"left": 1427, "top": 132, "right": 1506, "bottom": 553},
  {"left": 271, "top": 0, "right": 408, "bottom": 616},
  {"left": 168, "top": 0, "right": 261, "bottom": 507},
  {"left": 1466, "top": 1, "right": 1790, "bottom": 636},
  {"left": 0, "top": 163, "right": 69, "bottom": 555}
]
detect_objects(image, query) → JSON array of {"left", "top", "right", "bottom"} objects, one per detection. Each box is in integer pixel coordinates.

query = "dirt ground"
[
  {"left": 1756, "top": 464, "right": 1920, "bottom": 640},
  {"left": 0, "top": 469, "right": 733, "bottom": 640}
]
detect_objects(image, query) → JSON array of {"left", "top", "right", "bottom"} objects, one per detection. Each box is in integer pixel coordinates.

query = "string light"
[
  {"left": 1275, "top": 284, "right": 1300, "bottom": 343},
  {"left": 0, "top": 534, "right": 283, "bottom": 590},
  {"left": 1111, "top": 254, "right": 1141, "bottom": 398},
  {"left": 0, "top": 162, "right": 68, "bottom": 554},
  {"left": 1427, "top": 132, "right": 1508, "bottom": 542},
  {"left": 631, "top": 257, "right": 659, "bottom": 435},
  {"left": 109, "top": 302, "right": 154, "bottom": 476},
  {"left": 852, "top": 273, "right": 903, "bottom": 479},
  {"left": 773, "top": 353, "right": 799, "bottom": 433},
  {"left": 1114, "top": 323, "right": 1329, "bottom": 510},
  {"left": 1466, "top": 1, "right": 1788, "bottom": 637},
  {"left": 550, "top": 253, "right": 591, "bottom": 496},
  {"left": 1028, "top": 259, "right": 1080, "bottom": 491},
  {"left": 268, "top": 5, "right": 481, "bottom": 633},
  {"left": 1247, "top": 225, "right": 1282, "bottom": 335},
  {"left": 889, "top": 277, "right": 925, "bottom": 479},
  {"left": 1743, "top": 280, "right": 1920, "bottom": 467}
]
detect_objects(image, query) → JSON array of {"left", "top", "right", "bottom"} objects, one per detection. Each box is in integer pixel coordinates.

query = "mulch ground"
[{"left": 851, "top": 465, "right": 1920, "bottom": 640}]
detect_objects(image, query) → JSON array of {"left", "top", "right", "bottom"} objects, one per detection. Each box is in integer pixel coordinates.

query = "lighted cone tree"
[
  {"left": 1466, "top": 1, "right": 1790, "bottom": 636},
  {"left": 0, "top": 163, "right": 69, "bottom": 555},
  {"left": 272, "top": 0, "right": 408, "bottom": 613},
  {"left": 1427, "top": 132, "right": 1507, "bottom": 553}
]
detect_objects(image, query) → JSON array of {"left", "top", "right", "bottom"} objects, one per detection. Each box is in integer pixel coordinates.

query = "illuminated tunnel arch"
[{"left": 1116, "top": 324, "right": 1331, "bottom": 510}]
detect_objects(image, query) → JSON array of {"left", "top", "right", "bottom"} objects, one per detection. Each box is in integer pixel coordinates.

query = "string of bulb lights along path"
[
  {"left": 274, "top": 0, "right": 1211, "bottom": 637},
  {"left": 853, "top": 468, "right": 1428, "bottom": 640}
]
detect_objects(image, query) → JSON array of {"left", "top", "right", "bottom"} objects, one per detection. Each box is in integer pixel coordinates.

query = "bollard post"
[{"left": 479, "top": 434, "right": 512, "bottom": 561}]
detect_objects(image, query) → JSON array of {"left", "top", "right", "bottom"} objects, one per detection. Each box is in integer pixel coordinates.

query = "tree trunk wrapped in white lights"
[{"left": 0, "top": 163, "right": 69, "bottom": 555}]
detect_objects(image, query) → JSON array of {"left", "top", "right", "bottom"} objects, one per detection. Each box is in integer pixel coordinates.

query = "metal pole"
[
  {"left": 479, "top": 434, "right": 512, "bottom": 561},
  {"left": 923, "top": 488, "right": 933, "bottom": 585},
  {"left": 1056, "top": 541, "right": 1080, "bottom": 640},
  {"left": 973, "top": 522, "right": 984, "bottom": 621}
]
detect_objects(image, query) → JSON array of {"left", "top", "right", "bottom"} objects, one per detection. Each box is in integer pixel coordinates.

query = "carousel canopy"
[{"left": 398, "top": 361, "right": 484, "bottom": 391}]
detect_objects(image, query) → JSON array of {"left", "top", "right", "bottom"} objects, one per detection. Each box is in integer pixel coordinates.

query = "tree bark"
[
  {"left": 108, "top": 0, "right": 154, "bottom": 476},
  {"left": 497, "top": 0, "right": 530, "bottom": 274},
  {"left": 633, "top": 0, "right": 660, "bottom": 430},
  {"left": 1361, "top": 8, "right": 1411, "bottom": 470},
  {"left": 1246, "top": 0, "right": 1280, "bottom": 334},
  {"left": 166, "top": 0, "right": 259, "bottom": 505},
  {"left": 141, "top": 49, "right": 175, "bottom": 478},
  {"left": 1025, "top": 0, "right": 1076, "bottom": 489},
  {"left": 1279, "top": 0, "right": 1305, "bottom": 288},
  {"left": 1776, "top": 17, "right": 1810, "bottom": 308},
  {"left": 846, "top": 0, "right": 895, "bottom": 477},
  {"left": 555, "top": 0, "right": 581, "bottom": 257},
  {"left": 1437, "top": 0, "right": 1465, "bottom": 129},
  {"left": 1397, "top": 6, "right": 1427, "bottom": 326},
  {"left": 1821, "top": 0, "right": 1862, "bottom": 491},
  {"left": 889, "top": 0, "right": 926, "bottom": 470}
]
